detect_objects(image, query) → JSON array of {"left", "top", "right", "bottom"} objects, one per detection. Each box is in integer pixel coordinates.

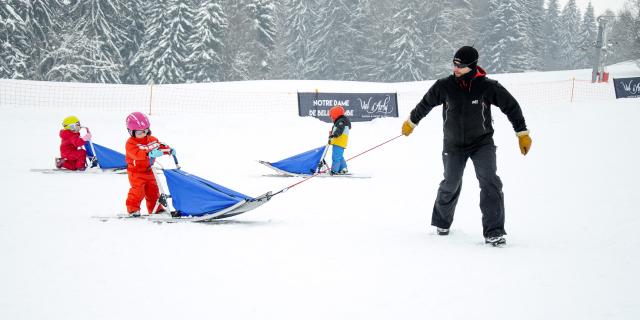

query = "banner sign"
[
  {"left": 298, "top": 92, "right": 399, "bottom": 123},
  {"left": 613, "top": 77, "right": 640, "bottom": 99}
]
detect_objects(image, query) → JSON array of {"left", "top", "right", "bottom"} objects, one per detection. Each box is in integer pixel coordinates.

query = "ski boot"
[
  {"left": 436, "top": 227, "right": 449, "bottom": 236},
  {"left": 89, "top": 156, "right": 99, "bottom": 168},
  {"left": 55, "top": 157, "right": 65, "bottom": 169},
  {"left": 485, "top": 236, "right": 506, "bottom": 247},
  {"left": 128, "top": 211, "right": 141, "bottom": 217}
]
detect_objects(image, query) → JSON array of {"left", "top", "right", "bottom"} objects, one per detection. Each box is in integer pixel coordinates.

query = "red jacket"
[
  {"left": 125, "top": 135, "right": 161, "bottom": 173},
  {"left": 59, "top": 129, "right": 85, "bottom": 158}
]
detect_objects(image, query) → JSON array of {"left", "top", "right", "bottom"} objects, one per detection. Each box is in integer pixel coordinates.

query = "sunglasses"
[
  {"left": 68, "top": 122, "right": 81, "bottom": 131},
  {"left": 453, "top": 60, "right": 477, "bottom": 69},
  {"left": 135, "top": 128, "right": 150, "bottom": 135}
]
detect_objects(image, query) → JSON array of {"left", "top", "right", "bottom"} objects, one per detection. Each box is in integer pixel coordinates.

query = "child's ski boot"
[{"left": 55, "top": 157, "right": 65, "bottom": 169}]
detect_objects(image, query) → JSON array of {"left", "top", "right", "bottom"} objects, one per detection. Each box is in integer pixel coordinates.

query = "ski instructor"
[{"left": 401, "top": 46, "right": 532, "bottom": 247}]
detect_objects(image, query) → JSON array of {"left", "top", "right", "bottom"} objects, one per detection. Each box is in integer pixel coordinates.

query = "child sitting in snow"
[
  {"left": 56, "top": 115, "right": 91, "bottom": 171},
  {"left": 328, "top": 105, "right": 351, "bottom": 175},
  {"left": 124, "top": 112, "right": 175, "bottom": 216}
]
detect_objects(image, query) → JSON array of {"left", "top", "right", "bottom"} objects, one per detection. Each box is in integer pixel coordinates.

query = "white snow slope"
[{"left": 1, "top": 63, "right": 639, "bottom": 320}]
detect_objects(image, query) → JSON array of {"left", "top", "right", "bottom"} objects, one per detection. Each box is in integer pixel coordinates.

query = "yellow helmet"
[{"left": 62, "top": 115, "right": 80, "bottom": 130}]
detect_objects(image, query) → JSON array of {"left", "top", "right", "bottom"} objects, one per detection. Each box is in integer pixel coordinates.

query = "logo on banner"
[
  {"left": 358, "top": 96, "right": 394, "bottom": 115},
  {"left": 621, "top": 80, "right": 640, "bottom": 95},
  {"left": 614, "top": 77, "right": 640, "bottom": 99}
]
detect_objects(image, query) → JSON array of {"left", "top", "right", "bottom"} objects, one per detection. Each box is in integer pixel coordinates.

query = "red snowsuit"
[
  {"left": 125, "top": 135, "right": 164, "bottom": 214},
  {"left": 59, "top": 129, "right": 87, "bottom": 170}
]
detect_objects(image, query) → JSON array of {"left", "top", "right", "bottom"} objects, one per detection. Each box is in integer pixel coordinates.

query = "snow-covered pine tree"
[
  {"left": 483, "top": 0, "right": 532, "bottom": 73},
  {"left": 558, "top": 0, "right": 582, "bottom": 70},
  {"left": 23, "top": 0, "right": 64, "bottom": 80},
  {"left": 0, "top": 0, "right": 30, "bottom": 79},
  {"left": 344, "top": 0, "right": 378, "bottom": 81},
  {"left": 67, "top": 0, "right": 125, "bottom": 83},
  {"left": 523, "top": 0, "right": 545, "bottom": 70},
  {"left": 576, "top": 2, "right": 597, "bottom": 69},
  {"left": 423, "top": 0, "right": 474, "bottom": 78},
  {"left": 118, "top": 0, "right": 145, "bottom": 83},
  {"left": 133, "top": 1, "right": 167, "bottom": 84},
  {"left": 543, "top": 0, "right": 563, "bottom": 71},
  {"left": 379, "top": 3, "right": 427, "bottom": 81},
  {"left": 156, "top": 0, "right": 195, "bottom": 83},
  {"left": 309, "top": 0, "right": 373, "bottom": 80},
  {"left": 38, "top": 1, "right": 108, "bottom": 82},
  {"left": 245, "top": 0, "right": 277, "bottom": 78},
  {"left": 281, "top": 0, "right": 318, "bottom": 79},
  {"left": 267, "top": 1, "right": 288, "bottom": 79},
  {"left": 471, "top": 0, "right": 490, "bottom": 42},
  {"left": 42, "top": 32, "right": 96, "bottom": 81},
  {"left": 136, "top": 0, "right": 195, "bottom": 84},
  {"left": 354, "top": 0, "right": 399, "bottom": 81},
  {"left": 187, "top": 0, "right": 228, "bottom": 82},
  {"left": 300, "top": 1, "right": 326, "bottom": 79},
  {"left": 220, "top": 0, "right": 254, "bottom": 81},
  {"left": 608, "top": 5, "right": 639, "bottom": 65},
  {"left": 305, "top": 0, "right": 339, "bottom": 79}
]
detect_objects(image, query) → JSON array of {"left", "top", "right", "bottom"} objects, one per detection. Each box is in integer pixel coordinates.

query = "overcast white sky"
[{"left": 569, "top": 0, "right": 629, "bottom": 15}]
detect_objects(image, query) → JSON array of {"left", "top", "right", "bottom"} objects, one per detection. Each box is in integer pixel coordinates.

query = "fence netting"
[{"left": 0, "top": 78, "right": 616, "bottom": 115}]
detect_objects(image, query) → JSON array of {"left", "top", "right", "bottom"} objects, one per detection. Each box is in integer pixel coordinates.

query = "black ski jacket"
[
  {"left": 409, "top": 66, "right": 527, "bottom": 151},
  {"left": 329, "top": 115, "right": 351, "bottom": 138}
]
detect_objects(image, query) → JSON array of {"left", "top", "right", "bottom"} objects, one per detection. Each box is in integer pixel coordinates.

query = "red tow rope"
[{"left": 272, "top": 134, "right": 404, "bottom": 195}]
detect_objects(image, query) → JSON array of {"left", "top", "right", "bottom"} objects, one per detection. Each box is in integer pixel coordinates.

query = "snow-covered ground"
[{"left": 1, "top": 63, "right": 639, "bottom": 320}]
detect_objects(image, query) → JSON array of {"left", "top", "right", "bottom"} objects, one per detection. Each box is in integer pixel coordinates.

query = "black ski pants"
[{"left": 431, "top": 143, "right": 506, "bottom": 238}]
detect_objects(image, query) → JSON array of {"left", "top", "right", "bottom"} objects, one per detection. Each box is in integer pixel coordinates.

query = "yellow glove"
[
  {"left": 402, "top": 119, "right": 416, "bottom": 136},
  {"left": 517, "top": 131, "right": 532, "bottom": 155}
]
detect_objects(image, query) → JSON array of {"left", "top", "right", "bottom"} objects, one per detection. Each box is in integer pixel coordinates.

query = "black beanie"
[{"left": 453, "top": 46, "right": 478, "bottom": 69}]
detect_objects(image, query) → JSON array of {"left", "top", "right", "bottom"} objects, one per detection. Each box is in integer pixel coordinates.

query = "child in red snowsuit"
[
  {"left": 58, "top": 115, "right": 91, "bottom": 171},
  {"left": 124, "top": 112, "right": 173, "bottom": 216}
]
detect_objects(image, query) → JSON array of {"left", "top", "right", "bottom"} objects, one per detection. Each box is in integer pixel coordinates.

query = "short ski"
[
  {"left": 93, "top": 213, "right": 237, "bottom": 224},
  {"left": 31, "top": 168, "right": 127, "bottom": 174},
  {"left": 92, "top": 213, "right": 178, "bottom": 223},
  {"left": 92, "top": 214, "right": 147, "bottom": 221},
  {"left": 92, "top": 192, "right": 271, "bottom": 223},
  {"left": 258, "top": 160, "right": 370, "bottom": 179}
]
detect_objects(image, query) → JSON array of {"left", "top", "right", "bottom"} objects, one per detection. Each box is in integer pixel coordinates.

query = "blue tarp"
[
  {"left": 270, "top": 145, "right": 327, "bottom": 175},
  {"left": 84, "top": 142, "right": 127, "bottom": 169},
  {"left": 164, "top": 169, "right": 253, "bottom": 217}
]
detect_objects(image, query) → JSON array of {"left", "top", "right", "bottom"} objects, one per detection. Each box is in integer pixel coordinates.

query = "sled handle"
[
  {"left": 81, "top": 126, "right": 99, "bottom": 168},
  {"left": 172, "top": 154, "right": 180, "bottom": 169},
  {"left": 157, "top": 145, "right": 180, "bottom": 170},
  {"left": 316, "top": 142, "right": 331, "bottom": 173}
]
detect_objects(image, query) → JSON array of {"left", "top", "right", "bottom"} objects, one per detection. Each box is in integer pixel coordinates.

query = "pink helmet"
[{"left": 126, "top": 112, "right": 150, "bottom": 131}]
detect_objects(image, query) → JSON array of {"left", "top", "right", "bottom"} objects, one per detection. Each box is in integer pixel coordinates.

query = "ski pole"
[{"left": 271, "top": 134, "right": 404, "bottom": 196}]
